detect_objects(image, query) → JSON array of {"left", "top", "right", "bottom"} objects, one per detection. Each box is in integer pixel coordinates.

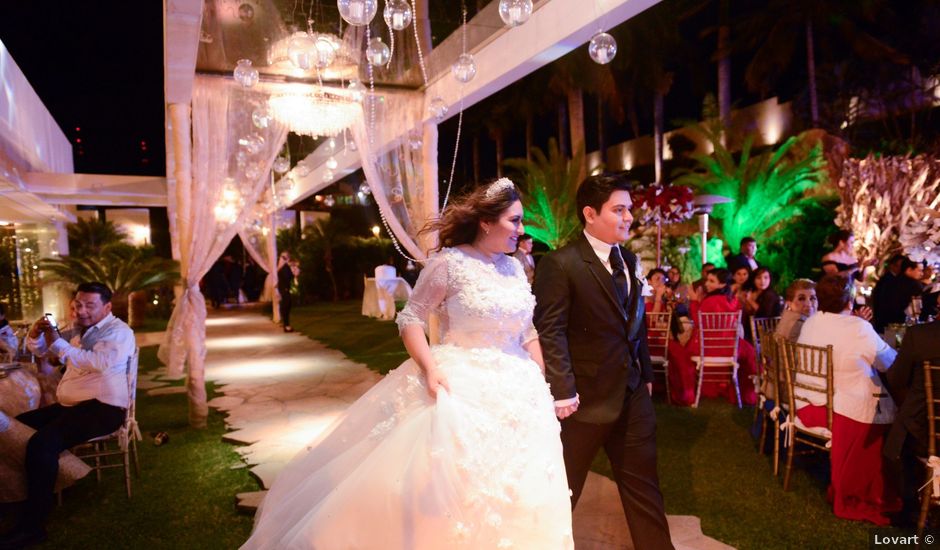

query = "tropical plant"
[
  {"left": 674, "top": 126, "right": 827, "bottom": 270},
  {"left": 302, "top": 217, "right": 351, "bottom": 301},
  {"left": 40, "top": 246, "right": 180, "bottom": 321},
  {"left": 67, "top": 217, "right": 127, "bottom": 257},
  {"left": 504, "top": 139, "right": 584, "bottom": 250}
]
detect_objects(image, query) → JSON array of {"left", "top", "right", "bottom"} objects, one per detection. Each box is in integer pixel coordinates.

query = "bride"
[{"left": 242, "top": 178, "right": 573, "bottom": 549}]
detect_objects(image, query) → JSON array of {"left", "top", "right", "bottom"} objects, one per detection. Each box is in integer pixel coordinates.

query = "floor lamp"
[{"left": 692, "top": 195, "right": 732, "bottom": 267}]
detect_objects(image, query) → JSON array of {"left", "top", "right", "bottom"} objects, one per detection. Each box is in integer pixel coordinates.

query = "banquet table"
[
  {"left": 362, "top": 277, "right": 413, "bottom": 321},
  {"left": 0, "top": 363, "right": 91, "bottom": 503}
]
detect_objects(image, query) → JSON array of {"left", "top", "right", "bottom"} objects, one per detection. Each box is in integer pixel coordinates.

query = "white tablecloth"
[{"left": 362, "top": 277, "right": 413, "bottom": 321}]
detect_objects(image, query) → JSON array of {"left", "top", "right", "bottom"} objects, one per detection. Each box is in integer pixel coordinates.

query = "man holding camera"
[{"left": 0, "top": 282, "right": 135, "bottom": 549}]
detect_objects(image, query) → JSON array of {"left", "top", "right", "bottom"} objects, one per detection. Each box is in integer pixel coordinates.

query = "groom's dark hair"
[{"left": 575, "top": 174, "right": 633, "bottom": 226}]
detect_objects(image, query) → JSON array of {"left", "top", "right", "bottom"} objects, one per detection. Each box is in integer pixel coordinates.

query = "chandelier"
[{"left": 268, "top": 88, "right": 360, "bottom": 138}]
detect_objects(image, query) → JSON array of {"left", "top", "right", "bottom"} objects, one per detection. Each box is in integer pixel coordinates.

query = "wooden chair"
[
  {"left": 73, "top": 348, "right": 142, "bottom": 498},
  {"left": 645, "top": 311, "right": 673, "bottom": 404},
  {"left": 780, "top": 340, "right": 834, "bottom": 491},
  {"left": 691, "top": 310, "right": 742, "bottom": 408},
  {"left": 755, "top": 332, "right": 787, "bottom": 475},
  {"left": 918, "top": 360, "right": 940, "bottom": 529}
]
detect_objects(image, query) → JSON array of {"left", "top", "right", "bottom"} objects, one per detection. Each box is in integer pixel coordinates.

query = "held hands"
[
  {"left": 555, "top": 396, "right": 580, "bottom": 420},
  {"left": 424, "top": 365, "right": 451, "bottom": 398}
]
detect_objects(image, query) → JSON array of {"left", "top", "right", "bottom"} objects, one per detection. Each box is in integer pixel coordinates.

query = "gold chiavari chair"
[
  {"left": 756, "top": 332, "right": 788, "bottom": 475},
  {"left": 692, "top": 310, "right": 742, "bottom": 408},
  {"left": 918, "top": 360, "right": 940, "bottom": 529},
  {"left": 645, "top": 311, "right": 673, "bottom": 404},
  {"left": 750, "top": 316, "right": 781, "bottom": 363},
  {"left": 780, "top": 340, "right": 834, "bottom": 491}
]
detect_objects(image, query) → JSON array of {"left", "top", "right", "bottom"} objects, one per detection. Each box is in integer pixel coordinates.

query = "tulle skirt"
[{"left": 241, "top": 344, "right": 573, "bottom": 550}]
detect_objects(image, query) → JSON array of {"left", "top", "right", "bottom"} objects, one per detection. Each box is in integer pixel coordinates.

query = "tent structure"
[{"left": 162, "top": 0, "right": 661, "bottom": 427}]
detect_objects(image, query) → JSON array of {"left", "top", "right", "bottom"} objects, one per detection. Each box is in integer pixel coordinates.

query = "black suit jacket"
[
  {"left": 884, "top": 320, "right": 940, "bottom": 460},
  {"left": 726, "top": 253, "right": 757, "bottom": 273},
  {"left": 533, "top": 234, "right": 652, "bottom": 424}
]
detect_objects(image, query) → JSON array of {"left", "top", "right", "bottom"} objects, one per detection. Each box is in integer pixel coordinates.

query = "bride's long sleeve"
[{"left": 396, "top": 254, "right": 448, "bottom": 336}]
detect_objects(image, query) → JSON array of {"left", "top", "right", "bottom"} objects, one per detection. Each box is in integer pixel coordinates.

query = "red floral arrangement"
[{"left": 630, "top": 184, "right": 695, "bottom": 225}]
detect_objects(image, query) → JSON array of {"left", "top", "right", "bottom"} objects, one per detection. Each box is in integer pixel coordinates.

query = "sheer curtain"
[
  {"left": 238, "top": 196, "right": 279, "bottom": 318},
  {"left": 160, "top": 76, "right": 288, "bottom": 427}
]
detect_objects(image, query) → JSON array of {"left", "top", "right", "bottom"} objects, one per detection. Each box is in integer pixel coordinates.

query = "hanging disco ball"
[
  {"left": 366, "top": 37, "right": 390, "bottom": 66},
  {"left": 273, "top": 157, "right": 291, "bottom": 174},
  {"left": 383, "top": 0, "right": 413, "bottom": 31},
  {"left": 240, "top": 134, "right": 265, "bottom": 155},
  {"left": 359, "top": 183, "right": 372, "bottom": 196},
  {"left": 251, "top": 106, "right": 273, "bottom": 129},
  {"left": 233, "top": 59, "right": 259, "bottom": 87},
  {"left": 337, "top": 0, "right": 377, "bottom": 26},
  {"left": 498, "top": 0, "right": 532, "bottom": 27},
  {"left": 588, "top": 32, "right": 617, "bottom": 65},
  {"left": 452, "top": 53, "right": 476, "bottom": 83},
  {"left": 428, "top": 96, "right": 448, "bottom": 122}
]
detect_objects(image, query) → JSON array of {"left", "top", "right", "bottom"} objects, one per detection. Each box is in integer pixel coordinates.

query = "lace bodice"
[{"left": 397, "top": 247, "right": 538, "bottom": 352}]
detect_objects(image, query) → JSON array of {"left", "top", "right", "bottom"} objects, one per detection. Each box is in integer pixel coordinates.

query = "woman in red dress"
[
  {"left": 645, "top": 269, "right": 696, "bottom": 405},
  {"left": 795, "top": 275, "right": 901, "bottom": 525},
  {"left": 686, "top": 268, "right": 758, "bottom": 405}
]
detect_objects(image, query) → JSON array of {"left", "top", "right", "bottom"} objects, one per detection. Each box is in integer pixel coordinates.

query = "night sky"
[{"left": 0, "top": 1, "right": 166, "bottom": 176}]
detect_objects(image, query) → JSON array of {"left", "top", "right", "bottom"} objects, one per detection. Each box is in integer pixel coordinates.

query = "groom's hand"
[
  {"left": 555, "top": 403, "right": 578, "bottom": 420},
  {"left": 647, "top": 382, "right": 653, "bottom": 396}
]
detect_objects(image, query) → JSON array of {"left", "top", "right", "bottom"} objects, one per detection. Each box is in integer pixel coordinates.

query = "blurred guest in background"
[
  {"left": 727, "top": 236, "right": 759, "bottom": 272},
  {"left": 822, "top": 230, "right": 861, "bottom": 279},
  {"left": 775, "top": 279, "right": 817, "bottom": 342},
  {"left": 873, "top": 258, "right": 924, "bottom": 333},
  {"left": 512, "top": 234, "right": 536, "bottom": 285},
  {"left": 0, "top": 303, "right": 18, "bottom": 361}
]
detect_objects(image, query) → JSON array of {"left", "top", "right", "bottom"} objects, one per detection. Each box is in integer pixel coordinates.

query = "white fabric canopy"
[{"left": 160, "top": 76, "right": 287, "bottom": 427}]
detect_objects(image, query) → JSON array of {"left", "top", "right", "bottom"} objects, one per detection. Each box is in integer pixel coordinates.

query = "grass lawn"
[
  {"left": 1, "top": 301, "right": 897, "bottom": 549},
  {"left": 292, "top": 301, "right": 886, "bottom": 550},
  {"left": 1, "top": 346, "right": 256, "bottom": 549}
]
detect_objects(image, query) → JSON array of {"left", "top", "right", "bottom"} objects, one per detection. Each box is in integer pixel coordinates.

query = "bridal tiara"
[{"left": 484, "top": 177, "right": 515, "bottom": 200}]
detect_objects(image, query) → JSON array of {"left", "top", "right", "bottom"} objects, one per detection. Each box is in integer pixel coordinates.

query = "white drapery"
[
  {"left": 238, "top": 195, "right": 278, "bottom": 309},
  {"left": 159, "top": 76, "right": 288, "bottom": 427}
]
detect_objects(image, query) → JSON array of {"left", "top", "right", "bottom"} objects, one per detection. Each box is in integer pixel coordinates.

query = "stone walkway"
[{"left": 192, "top": 308, "right": 733, "bottom": 549}]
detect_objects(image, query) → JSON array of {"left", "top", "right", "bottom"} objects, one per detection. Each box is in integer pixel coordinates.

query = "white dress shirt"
[
  {"left": 583, "top": 230, "right": 631, "bottom": 295},
  {"left": 27, "top": 313, "right": 136, "bottom": 409},
  {"left": 0, "top": 321, "right": 18, "bottom": 359}
]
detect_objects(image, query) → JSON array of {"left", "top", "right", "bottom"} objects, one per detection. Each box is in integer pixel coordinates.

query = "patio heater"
[{"left": 692, "top": 195, "right": 732, "bottom": 267}]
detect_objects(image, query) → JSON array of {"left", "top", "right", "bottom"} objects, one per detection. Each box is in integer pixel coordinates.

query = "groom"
[{"left": 533, "top": 174, "right": 673, "bottom": 549}]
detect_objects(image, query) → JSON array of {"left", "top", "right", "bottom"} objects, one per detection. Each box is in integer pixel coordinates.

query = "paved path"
[{"left": 193, "top": 308, "right": 733, "bottom": 549}]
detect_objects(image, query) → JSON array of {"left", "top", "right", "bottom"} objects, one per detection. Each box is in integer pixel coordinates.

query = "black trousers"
[
  {"left": 560, "top": 386, "right": 674, "bottom": 550},
  {"left": 278, "top": 290, "right": 292, "bottom": 327},
  {"left": 16, "top": 400, "right": 125, "bottom": 529}
]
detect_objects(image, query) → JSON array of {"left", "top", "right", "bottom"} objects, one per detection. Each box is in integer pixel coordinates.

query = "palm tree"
[
  {"left": 739, "top": 0, "right": 906, "bottom": 127},
  {"left": 67, "top": 217, "right": 127, "bottom": 257},
  {"left": 504, "top": 139, "right": 584, "bottom": 250},
  {"left": 40, "top": 247, "right": 179, "bottom": 324},
  {"left": 674, "top": 125, "right": 826, "bottom": 259}
]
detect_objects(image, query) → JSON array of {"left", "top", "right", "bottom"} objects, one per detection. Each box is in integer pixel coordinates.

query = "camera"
[{"left": 44, "top": 313, "right": 60, "bottom": 334}]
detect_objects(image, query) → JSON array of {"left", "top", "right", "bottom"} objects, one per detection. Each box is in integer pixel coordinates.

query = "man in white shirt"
[
  {"left": 1, "top": 282, "right": 135, "bottom": 549},
  {"left": 512, "top": 234, "right": 536, "bottom": 284}
]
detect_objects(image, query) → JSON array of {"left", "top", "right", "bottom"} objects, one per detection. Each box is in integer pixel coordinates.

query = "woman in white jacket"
[{"left": 796, "top": 274, "right": 900, "bottom": 526}]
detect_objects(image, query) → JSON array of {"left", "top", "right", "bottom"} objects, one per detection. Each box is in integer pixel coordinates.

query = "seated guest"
[
  {"left": 884, "top": 313, "right": 940, "bottom": 527},
  {"left": 645, "top": 269, "right": 695, "bottom": 406},
  {"left": 727, "top": 236, "right": 759, "bottom": 273},
  {"left": 666, "top": 265, "right": 692, "bottom": 312},
  {"left": 0, "top": 303, "right": 18, "bottom": 360},
  {"left": 512, "top": 234, "right": 536, "bottom": 285},
  {"left": 775, "top": 279, "right": 817, "bottom": 342},
  {"left": 690, "top": 262, "right": 715, "bottom": 300},
  {"left": 743, "top": 267, "right": 783, "bottom": 342},
  {"left": 686, "top": 268, "right": 758, "bottom": 406},
  {"left": 822, "top": 230, "right": 862, "bottom": 279},
  {"left": 731, "top": 266, "right": 752, "bottom": 309},
  {"left": 0, "top": 282, "right": 135, "bottom": 548},
  {"left": 796, "top": 275, "right": 901, "bottom": 526},
  {"left": 873, "top": 257, "right": 925, "bottom": 333}
]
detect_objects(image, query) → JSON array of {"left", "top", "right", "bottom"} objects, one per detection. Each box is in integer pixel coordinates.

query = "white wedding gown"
[{"left": 242, "top": 247, "right": 573, "bottom": 550}]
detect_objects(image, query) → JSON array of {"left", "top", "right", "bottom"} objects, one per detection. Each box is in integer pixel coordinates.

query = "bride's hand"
[{"left": 424, "top": 366, "right": 450, "bottom": 398}]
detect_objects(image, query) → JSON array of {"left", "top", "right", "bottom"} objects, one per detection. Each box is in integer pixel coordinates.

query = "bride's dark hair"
[{"left": 422, "top": 179, "right": 521, "bottom": 253}]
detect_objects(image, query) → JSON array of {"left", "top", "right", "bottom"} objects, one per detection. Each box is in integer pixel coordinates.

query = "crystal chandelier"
[{"left": 268, "top": 89, "right": 360, "bottom": 138}]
